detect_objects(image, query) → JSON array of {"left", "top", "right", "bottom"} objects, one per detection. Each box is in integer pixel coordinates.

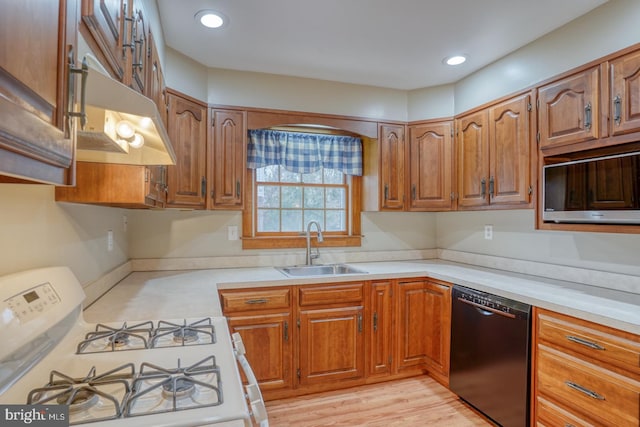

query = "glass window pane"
[
  {"left": 304, "top": 187, "right": 324, "bottom": 209},
  {"left": 257, "top": 185, "right": 280, "bottom": 208},
  {"left": 326, "top": 210, "right": 346, "bottom": 231},
  {"left": 324, "top": 169, "right": 344, "bottom": 184},
  {"left": 257, "top": 209, "right": 280, "bottom": 232},
  {"left": 280, "top": 168, "right": 301, "bottom": 183},
  {"left": 326, "top": 188, "right": 345, "bottom": 209},
  {"left": 282, "top": 210, "right": 303, "bottom": 232},
  {"left": 304, "top": 210, "right": 324, "bottom": 229},
  {"left": 256, "top": 165, "right": 280, "bottom": 182},
  {"left": 281, "top": 186, "right": 302, "bottom": 208},
  {"left": 302, "top": 168, "right": 323, "bottom": 184}
]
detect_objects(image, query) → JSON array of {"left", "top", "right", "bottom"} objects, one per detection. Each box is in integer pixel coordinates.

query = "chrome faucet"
[{"left": 305, "top": 221, "right": 324, "bottom": 265}]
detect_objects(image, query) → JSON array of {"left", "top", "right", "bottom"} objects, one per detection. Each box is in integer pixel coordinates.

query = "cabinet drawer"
[
  {"left": 537, "top": 310, "right": 640, "bottom": 376},
  {"left": 537, "top": 396, "right": 596, "bottom": 427},
  {"left": 299, "top": 283, "right": 364, "bottom": 306},
  {"left": 220, "top": 288, "right": 290, "bottom": 313},
  {"left": 537, "top": 345, "right": 640, "bottom": 427}
]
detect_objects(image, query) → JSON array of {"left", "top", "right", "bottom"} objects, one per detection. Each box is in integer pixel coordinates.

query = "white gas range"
[{"left": 0, "top": 267, "right": 268, "bottom": 426}]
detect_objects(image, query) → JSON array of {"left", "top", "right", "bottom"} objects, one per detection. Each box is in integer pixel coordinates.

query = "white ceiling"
[{"left": 157, "top": 0, "right": 607, "bottom": 90}]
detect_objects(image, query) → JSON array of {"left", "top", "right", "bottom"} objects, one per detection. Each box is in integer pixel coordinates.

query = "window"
[
  {"left": 255, "top": 165, "right": 348, "bottom": 234},
  {"left": 242, "top": 129, "right": 363, "bottom": 249}
]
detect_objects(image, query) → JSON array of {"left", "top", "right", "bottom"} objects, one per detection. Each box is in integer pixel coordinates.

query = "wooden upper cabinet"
[
  {"left": 379, "top": 123, "right": 406, "bottom": 210},
  {"left": 610, "top": 50, "right": 640, "bottom": 136},
  {"left": 146, "top": 29, "right": 167, "bottom": 127},
  {"left": 408, "top": 121, "right": 454, "bottom": 211},
  {"left": 128, "top": 0, "right": 147, "bottom": 94},
  {"left": 0, "top": 0, "right": 77, "bottom": 185},
  {"left": 488, "top": 92, "right": 533, "bottom": 206},
  {"left": 209, "top": 109, "right": 246, "bottom": 209},
  {"left": 81, "top": 0, "right": 126, "bottom": 81},
  {"left": 538, "top": 66, "right": 600, "bottom": 150},
  {"left": 166, "top": 91, "right": 208, "bottom": 208},
  {"left": 456, "top": 110, "right": 489, "bottom": 208}
]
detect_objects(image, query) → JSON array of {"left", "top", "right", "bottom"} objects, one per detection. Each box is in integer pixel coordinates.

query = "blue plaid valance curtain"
[{"left": 247, "top": 129, "right": 363, "bottom": 176}]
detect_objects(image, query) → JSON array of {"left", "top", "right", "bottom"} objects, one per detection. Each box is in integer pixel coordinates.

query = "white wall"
[
  {"left": 126, "top": 210, "right": 436, "bottom": 259},
  {"left": 0, "top": 185, "right": 128, "bottom": 285},
  {"left": 436, "top": 210, "right": 640, "bottom": 277},
  {"left": 453, "top": 0, "right": 640, "bottom": 114}
]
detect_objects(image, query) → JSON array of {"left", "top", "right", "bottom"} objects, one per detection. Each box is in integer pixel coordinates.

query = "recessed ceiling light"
[
  {"left": 444, "top": 55, "right": 467, "bottom": 66},
  {"left": 195, "top": 10, "right": 226, "bottom": 29}
]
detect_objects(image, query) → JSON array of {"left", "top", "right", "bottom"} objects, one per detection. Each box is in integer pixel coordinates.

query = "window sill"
[{"left": 242, "top": 235, "right": 362, "bottom": 250}]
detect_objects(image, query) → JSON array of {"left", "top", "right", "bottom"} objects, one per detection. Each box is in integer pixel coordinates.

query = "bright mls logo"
[{"left": 2, "top": 405, "right": 68, "bottom": 426}]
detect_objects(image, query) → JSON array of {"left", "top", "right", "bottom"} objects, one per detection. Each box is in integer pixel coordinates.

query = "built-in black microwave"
[{"left": 543, "top": 151, "right": 640, "bottom": 224}]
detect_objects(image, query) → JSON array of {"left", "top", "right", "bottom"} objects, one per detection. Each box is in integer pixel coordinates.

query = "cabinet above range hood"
[{"left": 76, "top": 54, "right": 176, "bottom": 165}]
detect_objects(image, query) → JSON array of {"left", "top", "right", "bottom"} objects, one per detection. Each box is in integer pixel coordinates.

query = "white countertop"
[{"left": 83, "top": 260, "right": 640, "bottom": 335}]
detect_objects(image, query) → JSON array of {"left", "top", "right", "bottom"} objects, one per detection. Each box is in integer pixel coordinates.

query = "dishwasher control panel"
[{"left": 453, "top": 285, "right": 530, "bottom": 318}]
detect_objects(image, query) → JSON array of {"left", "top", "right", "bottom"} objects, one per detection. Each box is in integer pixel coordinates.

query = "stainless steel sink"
[{"left": 277, "top": 264, "right": 367, "bottom": 277}]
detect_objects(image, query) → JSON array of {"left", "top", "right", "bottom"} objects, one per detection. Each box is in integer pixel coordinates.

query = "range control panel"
[{"left": 5, "top": 282, "right": 61, "bottom": 323}]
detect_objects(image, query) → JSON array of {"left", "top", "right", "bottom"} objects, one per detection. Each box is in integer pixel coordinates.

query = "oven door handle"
[{"left": 232, "top": 332, "right": 269, "bottom": 427}]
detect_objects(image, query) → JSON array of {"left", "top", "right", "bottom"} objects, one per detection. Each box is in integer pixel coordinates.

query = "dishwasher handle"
[{"left": 456, "top": 297, "right": 516, "bottom": 319}]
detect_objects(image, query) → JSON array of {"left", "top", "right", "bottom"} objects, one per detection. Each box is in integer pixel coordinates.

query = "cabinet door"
[
  {"left": 166, "top": 92, "right": 208, "bottom": 208},
  {"left": 81, "top": 0, "right": 126, "bottom": 81},
  {"left": 610, "top": 50, "right": 640, "bottom": 136},
  {"left": 538, "top": 67, "right": 600, "bottom": 150},
  {"left": 408, "top": 121, "right": 454, "bottom": 211},
  {"left": 146, "top": 165, "right": 167, "bottom": 207},
  {"left": 421, "top": 280, "right": 451, "bottom": 385},
  {"left": 395, "top": 280, "right": 428, "bottom": 371},
  {"left": 0, "top": 0, "right": 77, "bottom": 185},
  {"left": 488, "top": 92, "right": 533, "bottom": 206},
  {"left": 127, "top": 0, "right": 147, "bottom": 94},
  {"left": 298, "top": 306, "right": 364, "bottom": 385},
  {"left": 456, "top": 111, "right": 489, "bottom": 208},
  {"left": 227, "top": 313, "right": 293, "bottom": 393},
  {"left": 210, "top": 109, "right": 246, "bottom": 209},
  {"left": 369, "top": 281, "right": 393, "bottom": 377},
  {"left": 379, "top": 123, "right": 406, "bottom": 210},
  {"left": 146, "top": 29, "right": 167, "bottom": 127}
]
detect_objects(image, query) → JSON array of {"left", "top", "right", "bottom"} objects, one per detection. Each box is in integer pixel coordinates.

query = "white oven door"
[{"left": 231, "top": 333, "right": 269, "bottom": 427}]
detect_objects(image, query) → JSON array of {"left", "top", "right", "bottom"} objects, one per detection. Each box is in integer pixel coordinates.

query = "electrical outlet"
[
  {"left": 228, "top": 226, "right": 238, "bottom": 241},
  {"left": 107, "top": 230, "right": 114, "bottom": 251},
  {"left": 484, "top": 225, "right": 493, "bottom": 240}
]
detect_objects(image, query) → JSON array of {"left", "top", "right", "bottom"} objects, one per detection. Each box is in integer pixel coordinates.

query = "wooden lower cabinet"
[
  {"left": 533, "top": 308, "right": 640, "bottom": 427},
  {"left": 368, "top": 280, "right": 393, "bottom": 377},
  {"left": 396, "top": 278, "right": 451, "bottom": 385},
  {"left": 298, "top": 305, "right": 365, "bottom": 385},
  {"left": 226, "top": 313, "right": 293, "bottom": 394},
  {"left": 220, "top": 277, "right": 453, "bottom": 400}
]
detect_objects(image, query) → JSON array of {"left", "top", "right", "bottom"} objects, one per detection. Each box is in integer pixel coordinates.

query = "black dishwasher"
[{"left": 449, "top": 285, "right": 531, "bottom": 427}]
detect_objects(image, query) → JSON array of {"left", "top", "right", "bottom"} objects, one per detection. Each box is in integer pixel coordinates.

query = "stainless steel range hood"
[{"left": 76, "top": 54, "right": 176, "bottom": 165}]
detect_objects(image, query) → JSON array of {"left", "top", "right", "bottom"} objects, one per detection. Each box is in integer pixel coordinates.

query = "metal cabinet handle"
[
  {"left": 411, "top": 184, "right": 416, "bottom": 200},
  {"left": 566, "top": 335, "right": 605, "bottom": 350},
  {"left": 284, "top": 321, "right": 289, "bottom": 341},
  {"left": 245, "top": 298, "right": 268, "bottom": 305},
  {"left": 236, "top": 180, "right": 241, "bottom": 198},
  {"left": 480, "top": 178, "right": 487, "bottom": 198},
  {"left": 584, "top": 102, "right": 592, "bottom": 130},
  {"left": 123, "top": 12, "right": 135, "bottom": 57},
  {"left": 614, "top": 95, "right": 622, "bottom": 125},
  {"left": 564, "top": 381, "right": 605, "bottom": 400},
  {"left": 384, "top": 184, "right": 389, "bottom": 201},
  {"left": 357, "top": 313, "right": 363, "bottom": 333},
  {"left": 489, "top": 176, "right": 495, "bottom": 198},
  {"left": 67, "top": 56, "right": 88, "bottom": 130},
  {"left": 373, "top": 312, "right": 378, "bottom": 332},
  {"left": 201, "top": 177, "right": 206, "bottom": 197}
]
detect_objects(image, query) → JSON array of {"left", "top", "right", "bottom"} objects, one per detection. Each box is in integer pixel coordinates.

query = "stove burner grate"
[
  {"left": 151, "top": 318, "right": 216, "bottom": 347},
  {"left": 77, "top": 321, "right": 153, "bottom": 353}
]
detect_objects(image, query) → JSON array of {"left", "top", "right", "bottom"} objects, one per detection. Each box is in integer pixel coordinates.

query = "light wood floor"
[{"left": 265, "top": 376, "right": 494, "bottom": 426}]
